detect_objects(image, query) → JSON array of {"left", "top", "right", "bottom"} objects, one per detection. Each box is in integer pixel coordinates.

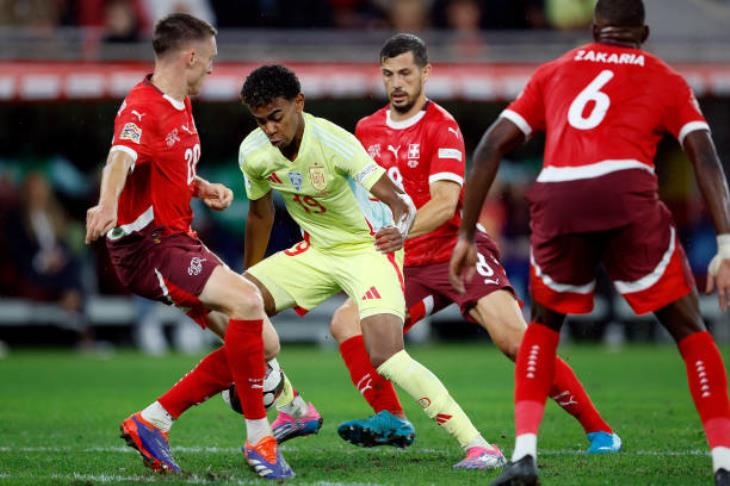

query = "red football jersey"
[
  {"left": 356, "top": 101, "right": 465, "bottom": 266},
  {"left": 503, "top": 42, "right": 709, "bottom": 236},
  {"left": 109, "top": 76, "right": 201, "bottom": 236}
]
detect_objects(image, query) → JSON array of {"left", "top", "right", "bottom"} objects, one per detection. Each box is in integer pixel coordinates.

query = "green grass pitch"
[{"left": 0, "top": 343, "right": 727, "bottom": 485}]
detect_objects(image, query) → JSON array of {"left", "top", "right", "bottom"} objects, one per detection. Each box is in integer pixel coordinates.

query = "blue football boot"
[
  {"left": 119, "top": 413, "right": 181, "bottom": 473},
  {"left": 337, "top": 410, "right": 415, "bottom": 448},
  {"left": 586, "top": 431, "right": 622, "bottom": 454},
  {"left": 243, "top": 435, "right": 295, "bottom": 480}
]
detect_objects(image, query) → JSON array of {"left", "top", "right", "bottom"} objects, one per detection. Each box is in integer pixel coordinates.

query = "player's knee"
[
  {"left": 228, "top": 289, "right": 265, "bottom": 319},
  {"left": 330, "top": 306, "right": 360, "bottom": 344},
  {"left": 368, "top": 344, "right": 402, "bottom": 369},
  {"left": 264, "top": 338, "right": 280, "bottom": 361}
]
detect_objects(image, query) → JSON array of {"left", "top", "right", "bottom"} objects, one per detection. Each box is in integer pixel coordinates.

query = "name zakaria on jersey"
[
  {"left": 356, "top": 101, "right": 466, "bottom": 266},
  {"left": 109, "top": 76, "right": 202, "bottom": 238},
  {"left": 503, "top": 42, "right": 710, "bottom": 237},
  {"left": 239, "top": 113, "right": 392, "bottom": 254}
]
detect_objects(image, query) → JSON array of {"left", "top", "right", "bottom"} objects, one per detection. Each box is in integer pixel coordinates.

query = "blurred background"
[{"left": 1, "top": 0, "right": 730, "bottom": 356}]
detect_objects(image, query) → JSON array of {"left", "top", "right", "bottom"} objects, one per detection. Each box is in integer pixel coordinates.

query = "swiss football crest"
[
  {"left": 408, "top": 143, "right": 420, "bottom": 159},
  {"left": 288, "top": 171, "right": 303, "bottom": 192},
  {"left": 309, "top": 165, "right": 327, "bottom": 192}
]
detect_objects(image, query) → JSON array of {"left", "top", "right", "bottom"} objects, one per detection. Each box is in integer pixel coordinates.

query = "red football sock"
[
  {"left": 515, "top": 322, "right": 560, "bottom": 436},
  {"left": 339, "top": 335, "right": 404, "bottom": 416},
  {"left": 225, "top": 319, "right": 266, "bottom": 420},
  {"left": 678, "top": 331, "right": 730, "bottom": 449},
  {"left": 158, "top": 347, "right": 232, "bottom": 418},
  {"left": 549, "top": 356, "right": 612, "bottom": 434}
]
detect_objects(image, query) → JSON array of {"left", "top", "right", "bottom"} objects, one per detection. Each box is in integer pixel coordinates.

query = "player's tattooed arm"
[
  {"left": 193, "top": 176, "right": 233, "bottom": 211},
  {"left": 244, "top": 190, "right": 275, "bottom": 270},
  {"left": 85, "top": 150, "right": 134, "bottom": 244},
  {"left": 370, "top": 173, "right": 416, "bottom": 253},
  {"left": 684, "top": 131, "right": 730, "bottom": 309}
]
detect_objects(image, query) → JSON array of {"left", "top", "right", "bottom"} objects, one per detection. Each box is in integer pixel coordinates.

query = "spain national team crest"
[
  {"left": 309, "top": 164, "right": 327, "bottom": 192},
  {"left": 288, "top": 171, "right": 303, "bottom": 192}
]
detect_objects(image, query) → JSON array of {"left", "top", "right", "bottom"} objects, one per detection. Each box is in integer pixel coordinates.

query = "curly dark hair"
[{"left": 240, "top": 65, "right": 301, "bottom": 108}]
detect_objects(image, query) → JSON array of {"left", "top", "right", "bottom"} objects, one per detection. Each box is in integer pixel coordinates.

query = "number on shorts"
[
  {"left": 568, "top": 70, "right": 614, "bottom": 130},
  {"left": 476, "top": 252, "right": 500, "bottom": 286}
]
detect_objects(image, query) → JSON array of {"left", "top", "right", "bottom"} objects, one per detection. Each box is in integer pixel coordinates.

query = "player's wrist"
[{"left": 708, "top": 233, "right": 730, "bottom": 276}]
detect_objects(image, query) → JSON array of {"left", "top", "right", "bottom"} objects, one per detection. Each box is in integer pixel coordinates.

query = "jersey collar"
[
  {"left": 386, "top": 105, "right": 427, "bottom": 130},
  {"left": 143, "top": 74, "right": 186, "bottom": 111}
]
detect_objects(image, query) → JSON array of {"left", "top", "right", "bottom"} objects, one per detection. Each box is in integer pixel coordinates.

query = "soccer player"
[
  {"left": 238, "top": 63, "right": 499, "bottom": 471},
  {"left": 85, "top": 14, "right": 293, "bottom": 480},
  {"left": 324, "top": 33, "right": 619, "bottom": 467},
  {"left": 449, "top": 1, "right": 730, "bottom": 484}
]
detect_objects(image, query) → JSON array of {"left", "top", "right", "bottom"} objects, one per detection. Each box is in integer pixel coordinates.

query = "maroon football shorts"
[
  {"left": 530, "top": 203, "right": 695, "bottom": 315},
  {"left": 403, "top": 230, "right": 515, "bottom": 332},
  {"left": 106, "top": 227, "right": 223, "bottom": 328}
]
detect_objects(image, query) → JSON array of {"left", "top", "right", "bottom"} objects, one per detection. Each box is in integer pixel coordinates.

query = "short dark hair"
[
  {"left": 379, "top": 33, "right": 428, "bottom": 67},
  {"left": 152, "top": 13, "right": 217, "bottom": 57},
  {"left": 595, "top": 0, "right": 645, "bottom": 27},
  {"left": 240, "top": 65, "right": 301, "bottom": 108}
]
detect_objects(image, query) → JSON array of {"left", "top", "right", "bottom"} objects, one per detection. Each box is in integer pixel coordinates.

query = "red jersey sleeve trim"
[{"left": 500, "top": 109, "right": 532, "bottom": 137}]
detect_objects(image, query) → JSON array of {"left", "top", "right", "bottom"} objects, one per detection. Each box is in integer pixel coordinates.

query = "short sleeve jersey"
[
  {"left": 110, "top": 76, "right": 201, "bottom": 236},
  {"left": 239, "top": 113, "right": 391, "bottom": 254},
  {"left": 355, "top": 102, "right": 466, "bottom": 267},
  {"left": 502, "top": 43, "right": 709, "bottom": 234}
]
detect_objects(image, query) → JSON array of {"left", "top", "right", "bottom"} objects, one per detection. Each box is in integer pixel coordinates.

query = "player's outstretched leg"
[
  {"left": 471, "top": 291, "right": 619, "bottom": 454},
  {"left": 271, "top": 368, "right": 323, "bottom": 444},
  {"left": 363, "top": 313, "right": 504, "bottom": 469}
]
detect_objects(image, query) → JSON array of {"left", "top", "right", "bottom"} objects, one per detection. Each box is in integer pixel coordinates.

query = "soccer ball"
[{"left": 221, "top": 361, "right": 285, "bottom": 413}]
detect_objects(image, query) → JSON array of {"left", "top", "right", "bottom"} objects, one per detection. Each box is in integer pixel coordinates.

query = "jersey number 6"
[{"left": 568, "top": 69, "right": 614, "bottom": 130}]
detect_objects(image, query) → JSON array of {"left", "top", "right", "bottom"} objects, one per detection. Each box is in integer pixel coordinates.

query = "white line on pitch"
[{"left": 0, "top": 445, "right": 711, "bottom": 457}]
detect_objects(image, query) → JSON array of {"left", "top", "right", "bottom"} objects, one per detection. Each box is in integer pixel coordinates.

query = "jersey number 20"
[
  {"left": 185, "top": 144, "right": 201, "bottom": 185},
  {"left": 568, "top": 70, "right": 614, "bottom": 130}
]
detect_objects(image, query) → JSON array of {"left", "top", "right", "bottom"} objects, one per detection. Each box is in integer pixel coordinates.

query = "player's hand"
[
  {"left": 706, "top": 258, "right": 730, "bottom": 311},
  {"left": 375, "top": 226, "right": 404, "bottom": 253},
  {"left": 200, "top": 182, "right": 233, "bottom": 211},
  {"left": 449, "top": 237, "right": 477, "bottom": 295},
  {"left": 85, "top": 203, "right": 117, "bottom": 244}
]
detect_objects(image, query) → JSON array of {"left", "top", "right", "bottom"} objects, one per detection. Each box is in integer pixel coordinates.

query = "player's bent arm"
[
  {"left": 243, "top": 190, "right": 275, "bottom": 270},
  {"left": 684, "top": 130, "right": 730, "bottom": 305},
  {"left": 85, "top": 150, "right": 135, "bottom": 243},
  {"left": 369, "top": 173, "right": 416, "bottom": 238},
  {"left": 459, "top": 118, "right": 525, "bottom": 243},
  {"left": 408, "top": 180, "right": 461, "bottom": 239},
  {"left": 684, "top": 131, "right": 730, "bottom": 235}
]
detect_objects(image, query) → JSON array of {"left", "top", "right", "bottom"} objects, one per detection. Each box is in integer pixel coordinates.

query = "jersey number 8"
[{"left": 568, "top": 69, "right": 614, "bottom": 130}]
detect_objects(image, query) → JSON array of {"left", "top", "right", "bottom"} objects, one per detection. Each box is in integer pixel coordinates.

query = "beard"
[{"left": 390, "top": 85, "right": 422, "bottom": 114}]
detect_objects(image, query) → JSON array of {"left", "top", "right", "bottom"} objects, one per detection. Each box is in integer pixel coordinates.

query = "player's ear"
[
  {"left": 422, "top": 63, "right": 432, "bottom": 82},
  {"left": 640, "top": 25, "right": 650, "bottom": 44},
  {"left": 184, "top": 48, "right": 196, "bottom": 68},
  {"left": 294, "top": 93, "right": 305, "bottom": 113}
]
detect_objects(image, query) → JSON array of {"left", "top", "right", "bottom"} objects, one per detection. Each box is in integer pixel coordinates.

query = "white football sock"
[
  {"left": 512, "top": 433, "right": 537, "bottom": 462},
  {"left": 279, "top": 395, "right": 309, "bottom": 418},
  {"left": 712, "top": 446, "right": 730, "bottom": 472},
  {"left": 246, "top": 418, "right": 272, "bottom": 445},
  {"left": 140, "top": 401, "right": 174, "bottom": 433}
]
